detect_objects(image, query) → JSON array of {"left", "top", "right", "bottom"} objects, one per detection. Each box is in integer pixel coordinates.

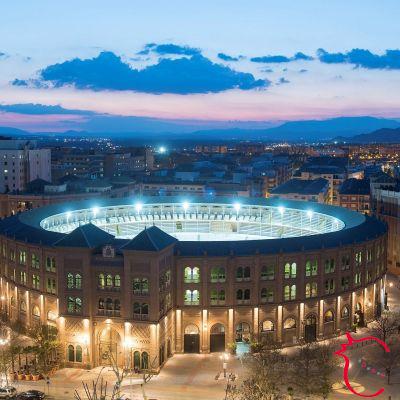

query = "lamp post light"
[
  {"left": 220, "top": 352, "right": 229, "bottom": 378},
  {"left": 0, "top": 338, "right": 10, "bottom": 386}
]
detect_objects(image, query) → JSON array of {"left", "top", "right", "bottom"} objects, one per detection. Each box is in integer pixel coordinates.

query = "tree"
[
  {"left": 371, "top": 311, "right": 400, "bottom": 344},
  {"left": 234, "top": 347, "right": 287, "bottom": 400},
  {"left": 368, "top": 337, "right": 400, "bottom": 385},
  {"left": 27, "top": 324, "right": 61, "bottom": 374},
  {"left": 290, "top": 342, "right": 338, "bottom": 399}
]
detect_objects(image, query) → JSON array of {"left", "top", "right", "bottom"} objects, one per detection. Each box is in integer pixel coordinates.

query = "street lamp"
[{"left": 220, "top": 352, "right": 229, "bottom": 378}]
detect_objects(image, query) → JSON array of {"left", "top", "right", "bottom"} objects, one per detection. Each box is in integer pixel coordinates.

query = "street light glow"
[{"left": 158, "top": 146, "right": 166, "bottom": 154}]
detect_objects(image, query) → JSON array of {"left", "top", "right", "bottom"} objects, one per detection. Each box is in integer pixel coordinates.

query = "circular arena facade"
[{"left": 0, "top": 197, "right": 387, "bottom": 370}]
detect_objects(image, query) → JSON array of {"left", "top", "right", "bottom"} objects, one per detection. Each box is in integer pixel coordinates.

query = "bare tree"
[
  {"left": 371, "top": 311, "right": 400, "bottom": 344},
  {"left": 234, "top": 347, "right": 287, "bottom": 400},
  {"left": 368, "top": 338, "right": 400, "bottom": 385},
  {"left": 289, "top": 342, "right": 338, "bottom": 400}
]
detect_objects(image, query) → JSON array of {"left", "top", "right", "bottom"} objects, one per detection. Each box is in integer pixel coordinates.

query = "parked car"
[
  {"left": 16, "top": 391, "right": 45, "bottom": 400},
  {"left": 0, "top": 386, "right": 17, "bottom": 399}
]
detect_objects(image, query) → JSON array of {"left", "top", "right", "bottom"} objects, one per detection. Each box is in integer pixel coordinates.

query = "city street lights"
[
  {"left": 220, "top": 352, "right": 229, "bottom": 378},
  {"left": 0, "top": 338, "right": 10, "bottom": 386}
]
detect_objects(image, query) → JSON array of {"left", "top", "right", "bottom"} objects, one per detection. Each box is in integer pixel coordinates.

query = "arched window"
[
  {"left": 75, "top": 345, "right": 82, "bottom": 363},
  {"left": 141, "top": 352, "right": 149, "bottom": 369},
  {"left": 210, "top": 289, "right": 218, "bottom": 303},
  {"left": 290, "top": 284, "right": 296, "bottom": 300},
  {"left": 261, "top": 287, "right": 273, "bottom": 303},
  {"left": 284, "top": 262, "right": 296, "bottom": 279},
  {"left": 142, "top": 278, "right": 149, "bottom": 294},
  {"left": 291, "top": 263, "right": 297, "bottom": 278},
  {"left": 305, "top": 261, "right": 311, "bottom": 277},
  {"left": 32, "top": 305, "right": 40, "bottom": 317},
  {"left": 114, "top": 275, "right": 121, "bottom": 288},
  {"left": 98, "top": 273, "right": 105, "bottom": 288},
  {"left": 210, "top": 267, "right": 218, "bottom": 282},
  {"left": 262, "top": 320, "right": 274, "bottom": 332},
  {"left": 261, "top": 265, "right": 274, "bottom": 280},
  {"left": 236, "top": 267, "right": 243, "bottom": 281},
  {"left": 236, "top": 289, "right": 243, "bottom": 300},
  {"left": 243, "top": 267, "right": 251, "bottom": 280},
  {"left": 305, "top": 283, "right": 311, "bottom": 298},
  {"left": 283, "top": 317, "right": 296, "bottom": 329},
  {"left": 211, "top": 267, "right": 225, "bottom": 282},
  {"left": 75, "top": 297, "right": 82, "bottom": 313},
  {"left": 142, "top": 303, "right": 149, "bottom": 316},
  {"left": 311, "top": 282, "right": 317, "bottom": 297},
  {"left": 341, "top": 306, "right": 350, "bottom": 318},
  {"left": 106, "top": 274, "right": 113, "bottom": 287},
  {"left": 184, "top": 267, "right": 200, "bottom": 283},
  {"left": 133, "top": 302, "right": 141, "bottom": 316},
  {"left": 75, "top": 274, "right": 82, "bottom": 289},
  {"left": 67, "top": 273, "right": 74, "bottom": 289},
  {"left": 20, "top": 300, "right": 27, "bottom": 313},
  {"left": 114, "top": 299, "right": 121, "bottom": 311},
  {"left": 306, "top": 282, "right": 317, "bottom": 298},
  {"left": 184, "top": 289, "right": 199, "bottom": 305},
  {"left": 106, "top": 298, "right": 113, "bottom": 310},
  {"left": 218, "top": 289, "right": 225, "bottom": 302},
  {"left": 98, "top": 298, "right": 104, "bottom": 309},
  {"left": 324, "top": 310, "right": 334, "bottom": 323},
  {"left": 134, "top": 351, "right": 140, "bottom": 369},
  {"left": 244, "top": 289, "right": 250, "bottom": 300},
  {"left": 68, "top": 345, "right": 75, "bottom": 362}
]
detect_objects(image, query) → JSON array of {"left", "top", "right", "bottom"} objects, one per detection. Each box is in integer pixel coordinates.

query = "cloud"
[
  {"left": 139, "top": 43, "right": 201, "bottom": 56},
  {"left": 317, "top": 48, "right": 400, "bottom": 69},
  {"left": 0, "top": 103, "right": 95, "bottom": 115},
  {"left": 277, "top": 77, "right": 290, "bottom": 85},
  {"left": 14, "top": 51, "right": 268, "bottom": 94},
  {"left": 0, "top": 52, "right": 9, "bottom": 60},
  {"left": 251, "top": 52, "right": 313, "bottom": 63},
  {"left": 217, "top": 53, "right": 243, "bottom": 62},
  {"left": 299, "top": 69, "right": 308, "bottom": 73}
]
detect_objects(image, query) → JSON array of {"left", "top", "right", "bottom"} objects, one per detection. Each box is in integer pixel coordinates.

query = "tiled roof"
[
  {"left": 121, "top": 226, "right": 177, "bottom": 251},
  {"left": 53, "top": 223, "right": 114, "bottom": 248}
]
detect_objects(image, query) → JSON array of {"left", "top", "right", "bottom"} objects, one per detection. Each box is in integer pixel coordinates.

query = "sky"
[{"left": 0, "top": 0, "right": 400, "bottom": 132}]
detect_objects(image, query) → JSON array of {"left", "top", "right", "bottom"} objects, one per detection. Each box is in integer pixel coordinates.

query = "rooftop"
[
  {"left": 339, "top": 178, "right": 370, "bottom": 195},
  {"left": 271, "top": 178, "right": 329, "bottom": 195}
]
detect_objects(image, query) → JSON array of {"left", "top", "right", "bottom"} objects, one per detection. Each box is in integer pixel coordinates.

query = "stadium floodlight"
[
  {"left": 278, "top": 206, "right": 285, "bottom": 215},
  {"left": 233, "top": 202, "right": 241, "bottom": 213},
  {"left": 135, "top": 202, "right": 143, "bottom": 213},
  {"left": 158, "top": 146, "right": 166, "bottom": 154},
  {"left": 92, "top": 206, "right": 100, "bottom": 217},
  {"left": 307, "top": 210, "right": 313, "bottom": 218},
  {"left": 182, "top": 201, "right": 189, "bottom": 212},
  {"left": 66, "top": 211, "right": 72, "bottom": 220}
]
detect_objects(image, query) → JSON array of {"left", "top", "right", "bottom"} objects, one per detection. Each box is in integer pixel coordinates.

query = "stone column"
[
  {"left": 175, "top": 309, "right": 182, "bottom": 353},
  {"left": 277, "top": 305, "right": 283, "bottom": 342},
  {"left": 201, "top": 309, "right": 208, "bottom": 352}
]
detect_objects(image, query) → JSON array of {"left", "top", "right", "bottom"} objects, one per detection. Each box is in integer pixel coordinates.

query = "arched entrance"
[
  {"left": 184, "top": 324, "right": 200, "bottom": 353},
  {"left": 210, "top": 323, "right": 225, "bottom": 352},
  {"left": 304, "top": 314, "right": 317, "bottom": 342},
  {"left": 235, "top": 322, "right": 251, "bottom": 355},
  {"left": 98, "top": 327, "right": 122, "bottom": 366},
  {"left": 354, "top": 302, "right": 364, "bottom": 327}
]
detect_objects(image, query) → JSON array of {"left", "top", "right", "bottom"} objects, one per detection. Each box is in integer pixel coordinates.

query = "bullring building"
[{"left": 0, "top": 197, "right": 387, "bottom": 370}]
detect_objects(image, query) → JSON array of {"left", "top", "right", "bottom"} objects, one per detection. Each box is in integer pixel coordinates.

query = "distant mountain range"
[
  {"left": 335, "top": 127, "right": 400, "bottom": 144},
  {"left": 1, "top": 116, "right": 400, "bottom": 142}
]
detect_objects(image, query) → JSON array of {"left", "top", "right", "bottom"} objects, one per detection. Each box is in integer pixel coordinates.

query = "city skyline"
[{"left": 1, "top": 0, "right": 400, "bottom": 132}]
